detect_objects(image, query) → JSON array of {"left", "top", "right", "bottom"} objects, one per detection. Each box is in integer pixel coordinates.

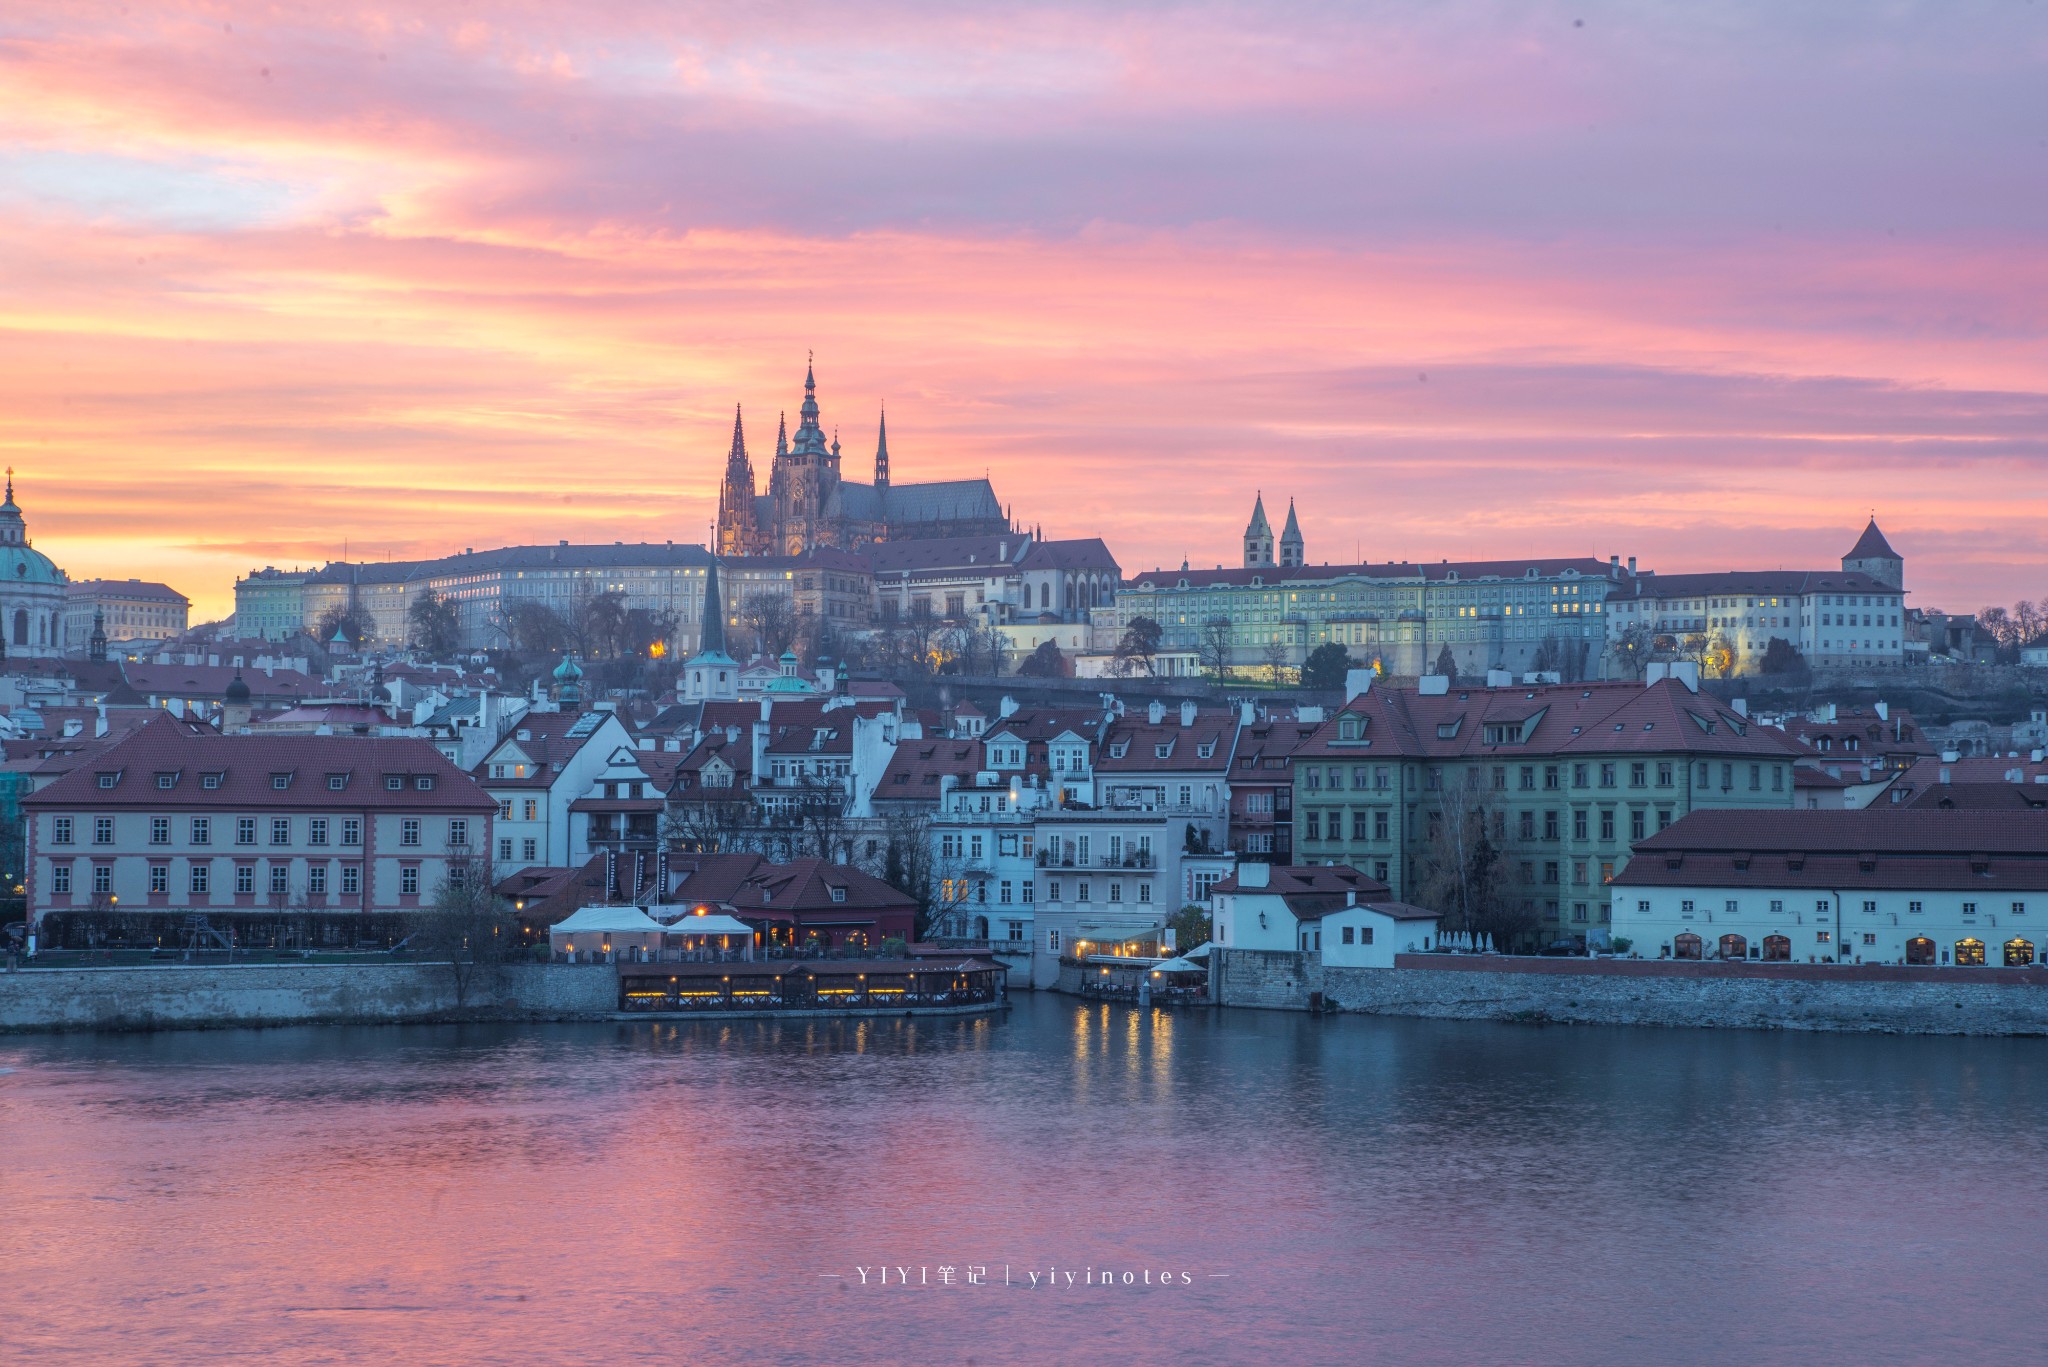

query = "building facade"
[
  {"left": 1612, "top": 808, "right": 2048, "bottom": 967},
  {"left": 0, "top": 476, "right": 71, "bottom": 659},
  {"left": 1289, "top": 677, "right": 1803, "bottom": 943},
  {"left": 22, "top": 715, "right": 496, "bottom": 949},
  {"left": 232, "top": 567, "right": 313, "bottom": 642},
  {"left": 66, "top": 579, "right": 190, "bottom": 647}
]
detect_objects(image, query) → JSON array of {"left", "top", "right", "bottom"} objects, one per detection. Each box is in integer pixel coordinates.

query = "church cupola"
[
  {"left": 1279, "top": 498, "right": 1305, "bottom": 567},
  {"left": 0, "top": 468, "right": 26, "bottom": 548}
]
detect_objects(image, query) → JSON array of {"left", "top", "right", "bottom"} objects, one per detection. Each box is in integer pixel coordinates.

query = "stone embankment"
[
  {"left": 0, "top": 962, "right": 617, "bottom": 1034},
  {"left": 1210, "top": 950, "right": 2048, "bottom": 1035}
]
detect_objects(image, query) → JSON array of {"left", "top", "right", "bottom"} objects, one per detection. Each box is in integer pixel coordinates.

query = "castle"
[{"left": 715, "top": 363, "right": 1012, "bottom": 557}]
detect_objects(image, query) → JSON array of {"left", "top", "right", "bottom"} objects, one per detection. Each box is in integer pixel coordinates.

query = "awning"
[
  {"left": 550, "top": 905, "right": 667, "bottom": 935},
  {"left": 656, "top": 913, "right": 755, "bottom": 937}
]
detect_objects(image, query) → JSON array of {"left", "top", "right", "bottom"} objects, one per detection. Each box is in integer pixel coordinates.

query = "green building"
[{"left": 1288, "top": 677, "right": 1802, "bottom": 942}]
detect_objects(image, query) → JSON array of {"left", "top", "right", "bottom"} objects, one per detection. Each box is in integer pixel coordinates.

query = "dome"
[
  {"left": 224, "top": 671, "right": 252, "bottom": 703},
  {"left": 552, "top": 654, "right": 584, "bottom": 681},
  {"left": 4, "top": 545, "right": 64, "bottom": 587}
]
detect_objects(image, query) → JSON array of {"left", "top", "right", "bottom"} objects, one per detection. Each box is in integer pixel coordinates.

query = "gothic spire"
[
  {"left": 699, "top": 557, "right": 727, "bottom": 657},
  {"left": 775, "top": 411, "right": 788, "bottom": 458},
  {"left": 874, "top": 408, "right": 890, "bottom": 488}
]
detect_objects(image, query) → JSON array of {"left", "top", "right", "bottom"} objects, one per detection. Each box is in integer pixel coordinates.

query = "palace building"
[{"left": 716, "top": 363, "right": 1011, "bottom": 557}]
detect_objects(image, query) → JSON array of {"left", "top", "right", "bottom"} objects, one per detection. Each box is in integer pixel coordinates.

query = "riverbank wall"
[
  {"left": 1210, "top": 949, "right": 2048, "bottom": 1035},
  {"left": 0, "top": 963, "right": 618, "bottom": 1034}
]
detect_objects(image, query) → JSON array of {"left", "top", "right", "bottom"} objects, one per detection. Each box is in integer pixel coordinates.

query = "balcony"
[{"left": 1034, "top": 851, "right": 1155, "bottom": 870}]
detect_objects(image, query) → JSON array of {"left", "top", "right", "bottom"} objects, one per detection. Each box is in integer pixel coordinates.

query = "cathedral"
[{"left": 716, "top": 363, "right": 1012, "bottom": 557}]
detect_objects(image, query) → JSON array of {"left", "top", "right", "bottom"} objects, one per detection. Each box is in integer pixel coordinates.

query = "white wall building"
[{"left": 1612, "top": 808, "right": 2048, "bottom": 967}]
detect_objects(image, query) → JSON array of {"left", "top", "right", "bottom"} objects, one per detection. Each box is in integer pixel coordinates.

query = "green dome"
[
  {"left": 4, "top": 546, "right": 64, "bottom": 586},
  {"left": 552, "top": 654, "right": 584, "bottom": 681}
]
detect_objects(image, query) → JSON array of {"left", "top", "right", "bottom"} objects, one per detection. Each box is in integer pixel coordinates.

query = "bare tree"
[
  {"left": 1113, "top": 616, "right": 1162, "bottom": 677},
  {"left": 1414, "top": 770, "right": 1532, "bottom": 950},
  {"left": 1260, "top": 638, "right": 1291, "bottom": 685},
  {"left": 569, "top": 588, "right": 631, "bottom": 659},
  {"left": 409, "top": 854, "right": 519, "bottom": 1009},
  {"left": 1611, "top": 623, "right": 1655, "bottom": 680},
  {"left": 1198, "top": 616, "right": 1234, "bottom": 682},
  {"left": 501, "top": 599, "right": 573, "bottom": 654},
  {"left": 740, "top": 591, "right": 800, "bottom": 658}
]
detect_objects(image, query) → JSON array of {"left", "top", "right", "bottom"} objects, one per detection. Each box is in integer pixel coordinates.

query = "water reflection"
[{"left": 1, "top": 1000, "right": 2043, "bottom": 1366}]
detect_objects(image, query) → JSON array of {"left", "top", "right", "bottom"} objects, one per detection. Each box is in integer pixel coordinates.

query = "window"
[
  {"left": 1047, "top": 881, "right": 1060, "bottom": 902},
  {"left": 91, "top": 864, "right": 113, "bottom": 895},
  {"left": 190, "top": 864, "right": 211, "bottom": 894},
  {"left": 1519, "top": 811, "right": 1535, "bottom": 840},
  {"left": 235, "top": 864, "right": 255, "bottom": 895},
  {"left": 237, "top": 818, "right": 257, "bottom": 845},
  {"left": 523, "top": 799, "right": 537, "bottom": 822},
  {"left": 499, "top": 838, "right": 514, "bottom": 861},
  {"left": 1599, "top": 763, "right": 1615, "bottom": 788},
  {"left": 1342, "top": 926, "right": 1355, "bottom": 944},
  {"left": 1374, "top": 860, "right": 1389, "bottom": 883},
  {"left": 1373, "top": 810, "right": 1389, "bottom": 841},
  {"left": 1963, "top": 901, "right": 1978, "bottom": 915},
  {"left": 1769, "top": 899, "right": 1783, "bottom": 913},
  {"left": 1656, "top": 762, "right": 1673, "bottom": 787},
  {"left": 341, "top": 818, "right": 361, "bottom": 846},
  {"left": 51, "top": 865, "right": 72, "bottom": 895},
  {"left": 93, "top": 817, "right": 114, "bottom": 845},
  {"left": 1048, "top": 929, "right": 1061, "bottom": 953},
  {"left": 1544, "top": 810, "right": 1559, "bottom": 841},
  {"left": 308, "top": 865, "right": 327, "bottom": 895},
  {"left": 2015, "top": 902, "right": 2027, "bottom": 916},
  {"left": 328, "top": 774, "right": 348, "bottom": 791},
  {"left": 415, "top": 777, "right": 434, "bottom": 791},
  {"left": 149, "top": 864, "right": 168, "bottom": 895},
  {"left": 271, "top": 774, "right": 290, "bottom": 791},
  {"left": 1022, "top": 882, "right": 1034, "bottom": 904},
  {"left": 97, "top": 774, "right": 118, "bottom": 790},
  {"left": 156, "top": 773, "right": 177, "bottom": 790},
  {"left": 1573, "top": 810, "right": 1588, "bottom": 841},
  {"left": 52, "top": 817, "right": 73, "bottom": 845},
  {"left": 1861, "top": 933, "right": 1876, "bottom": 946},
  {"left": 401, "top": 819, "right": 421, "bottom": 847},
  {"left": 521, "top": 838, "right": 537, "bottom": 861},
  {"left": 309, "top": 819, "right": 328, "bottom": 847},
  {"left": 1816, "top": 931, "right": 1832, "bottom": 944},
  {"left": 269, "top": 865, "right": 290, "bottom": 895},
  {"left": 191, "top": 817, "right": 210, "bottom": 845},
  {"left": 401, "top": 866, "right": 420, "bottom": 895},
  {"left": 1572, "top": 763, "right": 1588, "bottom": 788},
  {"left": 1544, "top": 765, "right": 1560, "bottom": 790},
  {"left": 1138, "top": 884, "right": 1152, "bottom": 903},
  {"left": 1749, "top": 764, "right": 1762, "bottom": 791},
  {"left": 386, "top": 776, "right": 404, "bottom": 791},
  {"left": 341, "top": 865, "right": 360, "bottom": 895},
  {"left": 1630, "top": 762, "right": 1646, "bottom": 788},
  {"left": 449, "top": 819, "right": 469, "bottom": 848},
  {"left": 1359, "top": 925, "right": 1373, "bottom": 945},
  {"left": 150, "top": 816, "right": 170, "bottom": 845},
  {"left": 201, "top": 774, "right": 221, "bottom": 790},
  {"left": 270, "top": 818, "right": 290, "bottom": 845},
  {"left": 1305, "top": 811, "right": 1322, "bottom": 841},
  {"left": 1108, "top": 883, "right": 1122, "bottom": 903},
  {"left": 1519, "top": 766, "right": 1535, "bottom": 790}
]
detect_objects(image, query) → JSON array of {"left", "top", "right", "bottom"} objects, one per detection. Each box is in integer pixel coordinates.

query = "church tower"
[
  {"left": 715, "top": 406, "right": 761, "bottom": 557},
  {"left": 775, "top": 360, "right": 837, "bottom": 555},
  {"left": 1243, "top": 493, "right": 1275, "bottom": 567},
  {"left": 1842, "top": 517, "right": 1904, "bottom": 590},
  {"left": 1279, "top": 499, "right": 1305, "bottom": 567},
  {"left": 874, "top": 408, "right": 890, "bottom": 488}
]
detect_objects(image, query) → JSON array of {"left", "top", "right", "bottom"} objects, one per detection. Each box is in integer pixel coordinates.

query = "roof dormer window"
[
  {"left": 201, "top": 773, "right": 223, "bottom": 790},
  {"left": 415, "top": 776, "right": 434, "bottom": 790},
  {"left": 155, "top": 772, "right": 179, "bottom": 790},
  {"left": 327, "top": 773, "right": 349, "bottom": 791},
  {"left": 271, "top": 773, "right": 292, "bottom": 790},
  {"left": 96, "top": 771, "right": 119, "bottom": 789},
  {"left": 386, "top": 775, "right": 404, "bottom": 791}
]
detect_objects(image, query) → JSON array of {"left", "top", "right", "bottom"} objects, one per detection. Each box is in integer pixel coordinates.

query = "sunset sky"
[{"left": 2, "top": 2, "right": 2044, "bottom": 622}]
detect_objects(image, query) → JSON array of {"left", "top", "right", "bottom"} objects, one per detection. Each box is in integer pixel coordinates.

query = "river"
[{"left": 3, "top": 997, "right": 2043, "bottom": 1366}]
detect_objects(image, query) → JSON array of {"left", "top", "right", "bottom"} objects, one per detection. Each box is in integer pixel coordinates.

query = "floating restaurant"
[{"left": 614, "top": 958, "right": 1005, "bottom": 1016}]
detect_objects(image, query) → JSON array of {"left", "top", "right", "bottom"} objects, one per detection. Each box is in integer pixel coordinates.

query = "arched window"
[
  {"left": 973, "top": 916, "right": 989, "bottom": 940},
  {"left": 11, "top": 609, "right": 24, "bottom": 646},
  {"left": 2002, "top": 938, "right": 2034, "bottom": 968},
  {"left": 1762, "top": 934, "right": 1791, "bottom": 962},
  {"left": 1905, "top": 936, "right": 1936, "bottom": 966},
  {"left": 1955, "top": 938, "right": 1986, "bottom": 967},
  {"left": 1039, "top": 583, "right": 1049, "bottom": 609},
  {"left": 1718, "top": 934, "right": 1747, "bottom": 961},
  {"left": 1673, "top": 932, "right": 1702, "bottom": 960}
]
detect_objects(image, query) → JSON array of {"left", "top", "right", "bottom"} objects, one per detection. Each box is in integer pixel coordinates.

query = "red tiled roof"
[
  {"left": 1295, "top": 679, "right": 1802, "bottom": 761},
  {"left": 25, "top": 712, "right": 495, "bottom": 811},
  {"left": 1614, "top": 808, "right": 2048, "bottom": 891}
]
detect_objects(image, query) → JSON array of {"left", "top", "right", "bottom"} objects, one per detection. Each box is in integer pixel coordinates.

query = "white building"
[
  {"left": 475, "top": 709, "right": 637, "bottom": 870},
  {"left": 0, "top": 477, "right": 70, "bottom": 659},
  {"left": 1208, "top": 862, "right": 1438, "bottom": 966},
  {"left": 1612, "top": 808, "right": 2048, "bottom": 967}
]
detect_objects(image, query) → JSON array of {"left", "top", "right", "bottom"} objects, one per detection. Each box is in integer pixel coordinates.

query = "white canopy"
[
  {"left": 659, "top": 913, "right": 755, "bottom": 937},
  {"left": 1182, "top": 942, "right": 1214, "bottom": 961},
  {"left": 1148, "top": 955, "right": 1208, "bottom": 974},
  {"left": 550, "top": 905, "right": 668, "bottom": 936}
]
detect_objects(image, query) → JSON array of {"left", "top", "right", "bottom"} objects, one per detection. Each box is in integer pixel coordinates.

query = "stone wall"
[
  {"left": 1211, "top": 949, "right": 2048, "bottom": 1036},
  {"left": 0, "top": 962, "right": 618, "bottom": 1034}
]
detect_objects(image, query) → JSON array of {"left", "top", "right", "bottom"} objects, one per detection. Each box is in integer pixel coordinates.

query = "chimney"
[
  {"left": 1627, "top": 556, "right": 1636, "bottom": 574},
  {"left": 1874, "top": 700, "right": 1889, "bottom": 722},
  {"left": 751, "top": 716, "right": 770, "bottom": 782},
  {"left": 1345, "top": 667, "right": 1375, "bottom": 699},
  {"left": 999, "top": 695, "right": 1019, "bottom": 719},
  {"left": 1239, "top": 862, "right": 1270, "bottom": 888},
  {"left": 95, "top": 702, "right": 108, "bottom": 738},
  {"left": 1180, "top": 700, "right": 1197, "bottom": 728},
  {"left": 1148, "top": 700, "right": 1165, "bottom": 725},
  {"left": 1732, "top": 698, "right": 1748, "bottom": 717}
]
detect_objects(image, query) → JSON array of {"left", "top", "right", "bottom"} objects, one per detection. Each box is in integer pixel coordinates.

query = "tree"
[
  {"left": 1113, "top": 616, "right": 1163, "bottom": 677},
  {"left": 1260, "top": 639, "right": 1291, "bottom": 685},
  {"left": 1680, "top": 633, "right": 1710, "bottom": 668},
  {"left": 740, "top": 591, "right": 799, "bottom": 658},
  {"left": 893, "top": 600, "right": 944, "bottom": 675},
  {"left": 1166, "top": 904, "right": 1211, "bottom": 953},
  {"left": 1414, "top": 771, "right": 1535, "bottom": 951},
  {"left": 1611, "top": 623, "right": 1656, "bottom": 680},
  {"left": 1299, "top": 641, "right": 1353, "bottom": 692},
  {"left": 1017, "top": 638, "right": 1067, "bottom": 678},
  {"left": 314, "top": 604, "right": 372, "bottom": 648},
  {"left": 500, "top": 599, "right": 572, "bottom": 654},
  {"left": 1197, "top": 616, "right": 1234, "bottom": 682},
  {"left": 408, "top": 854, "right": 518, "bottom": 1009},
  {"left": 569, "top": 588, "right": 630, "bottom": 658},
  {"left": 1704, "top": 630, "right": 1739, "bottom": 679},
  {"left": 407, "top": 588, "right": 461, "bottom": 659},
  {"left": 1432, "top": 643, "right": 1457, "bottom": 680},
  {"left": 1760, "top": 636, "right": 1808, "bottom": 676}
]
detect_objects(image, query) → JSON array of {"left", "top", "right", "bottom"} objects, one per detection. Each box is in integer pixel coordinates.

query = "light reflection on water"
[{"left": 1, "top": 999, "right": 2044, "bottom": 1367}]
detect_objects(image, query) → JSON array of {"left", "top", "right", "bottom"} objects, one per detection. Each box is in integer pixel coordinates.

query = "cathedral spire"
[
  {"left": 775, "top": 411, "right": 788, "bottom": 458},
  {"left": 874, "top": 408, "right": 890, "bottom": 488}
]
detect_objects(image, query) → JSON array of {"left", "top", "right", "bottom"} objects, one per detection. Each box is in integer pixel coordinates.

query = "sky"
[{"left": 2, "top": 1, "right": 2045, "bottom": 622}]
